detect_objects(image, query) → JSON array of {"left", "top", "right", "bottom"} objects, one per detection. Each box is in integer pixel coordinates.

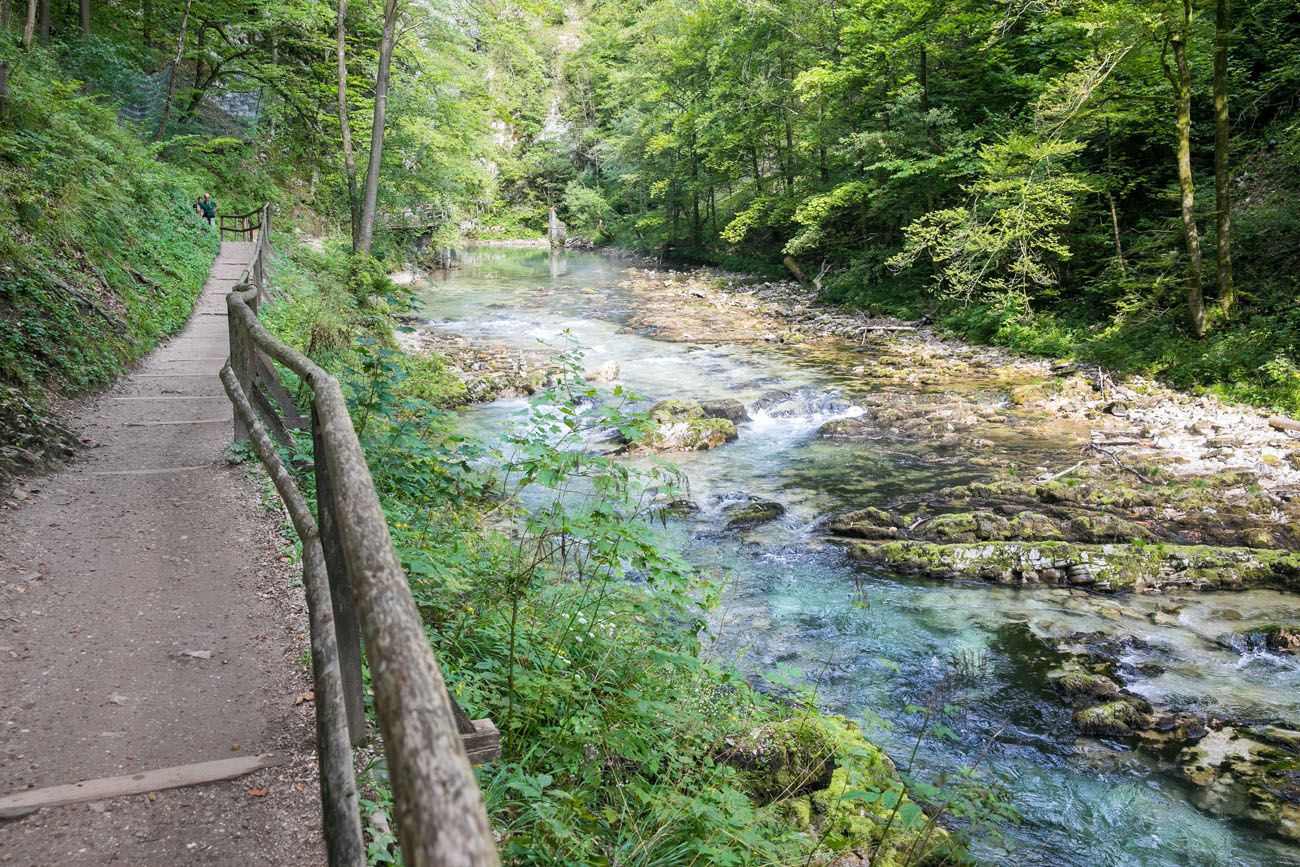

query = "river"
[{"left": 411, "top": 246, "right": 1300, "bottom": 866}]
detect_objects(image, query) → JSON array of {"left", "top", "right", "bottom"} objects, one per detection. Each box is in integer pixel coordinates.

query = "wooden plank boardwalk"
[{"left": 0, "top": 243, "right": 324, "bottom": 864}]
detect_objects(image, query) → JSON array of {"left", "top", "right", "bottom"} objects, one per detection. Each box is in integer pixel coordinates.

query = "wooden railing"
[
  {"left": 220, "top": 205, "right": 500, "bottom": 867},
  {"left": 219, "top": 207, "right": 266, "bottom": 242}
]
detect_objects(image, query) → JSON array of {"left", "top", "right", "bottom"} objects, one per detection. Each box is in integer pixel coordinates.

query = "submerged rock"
[
  {"left": 723, "top": 498, "right": 786, "bottom": 529},
  {"left": 1178, "top": 725, "right": 1300, "bottom": 842}
]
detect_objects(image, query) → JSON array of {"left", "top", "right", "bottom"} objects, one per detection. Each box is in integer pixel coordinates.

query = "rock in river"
[
  {"left": 626, "top": 399, "right": 738, "bottom": 453},
  {"left": 723, "top": 497, "right": 786, "bottom": 529},
  {"left": 701, "top": 398, "right": 750, "bottom": 422}
]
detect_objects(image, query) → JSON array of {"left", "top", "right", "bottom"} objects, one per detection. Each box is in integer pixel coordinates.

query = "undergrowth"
[{"left": 0, "top": 35, "right": 219, "bottom": 473}]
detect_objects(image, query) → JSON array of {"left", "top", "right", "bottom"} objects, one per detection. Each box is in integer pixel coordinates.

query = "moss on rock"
[
  {"left": 1074, "top": 700, "right": 1149, "bottom": 736},
  {"left": 723, "top": 498, "right": 787, "bottom": 529},
  {"left": 848, "top": 539, "right": 1300, "bottom": 593}
]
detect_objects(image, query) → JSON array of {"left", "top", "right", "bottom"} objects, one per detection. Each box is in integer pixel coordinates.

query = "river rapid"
[{"left": 410, "top": 246, "right": 1300, "bottom": 866}]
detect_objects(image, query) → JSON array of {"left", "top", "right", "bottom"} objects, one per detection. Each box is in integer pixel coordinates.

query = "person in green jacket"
[{"left": 196, "top": 193, "right": 217, "bottom": 226}]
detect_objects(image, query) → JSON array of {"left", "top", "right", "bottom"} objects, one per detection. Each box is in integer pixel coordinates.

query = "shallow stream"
[{"left": 413, "top": 247, "right": 1300, "bottom": 866}]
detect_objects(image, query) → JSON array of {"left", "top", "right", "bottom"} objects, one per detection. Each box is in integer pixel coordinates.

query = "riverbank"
[{"left": 406, "top": 250, "right": 1300, "bottom": 854}]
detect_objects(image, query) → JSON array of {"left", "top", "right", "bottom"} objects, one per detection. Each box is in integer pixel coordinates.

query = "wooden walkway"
[{"left": 0, "top": 243, "right": 323, "bottom": 864}]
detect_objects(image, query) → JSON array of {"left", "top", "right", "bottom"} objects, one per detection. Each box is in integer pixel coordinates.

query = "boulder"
[
  {"left": 631, "top": 399, "right": 737, "bottom": 452},
  {"left": 649, "top": 398, "right": 704, "bottom": 421},
  {"left": 819, "top": 416, "right": 876, "bottom": 441},
  {"left": 1073, "top": 700, "right": 1149, "bottom": 737},
  {"left": 584, "top": 360, "right": 621, "bottom": 383},
  {"left": 826, "top": 507, "right": 898, "bottom": 540},
  {"left": 639, "top": 418, "right": 737, "bottom": 452},
  {"left": 701, "top": 398, "right": 750, "bottom": 422},
  {"left": 723, "top": 498, "right": 786, "bottom": 529},
  {"left": 1052, "top": 671, "right": 1122, "bottom": 705}
]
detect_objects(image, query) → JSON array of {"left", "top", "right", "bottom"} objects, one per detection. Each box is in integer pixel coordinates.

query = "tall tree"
[
  {"left": 336, "top": 0, "right": 360, "bottom": 248},
  {"left": 21, "top": 0, "right": 36, "bottom": 50},
  {"left": 79, "top": 0, "right": 89, "bottom": 35},
  {"left": 36, "top": 0, "right": 47, "bottom": 44},
  {"left": 355, "top": 0, "right": 400, "bottom": 255},
  {"left": 1213, "top": 0, "right": 1234, "bottom": 312},
  {"left": 153, "top": 0, "right": 193, "bottom": 142},
  {"left": 1164, "top": 0, "right": 1206, "bottom": 338}
]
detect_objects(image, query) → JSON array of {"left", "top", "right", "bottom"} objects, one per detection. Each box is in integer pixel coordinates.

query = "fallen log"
[{"left": 1267, "top": 415, "right": 1300, "bottom": 433}]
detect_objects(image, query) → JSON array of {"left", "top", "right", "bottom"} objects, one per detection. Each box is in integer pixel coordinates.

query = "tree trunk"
[
  {"left": 152, "top": 0, "right": 192, "bottom": 142},
  {"left": 79, "top": 0, "right": 88, "bottom": 35},
  {"left": 355, "top": 0, "right": 399, "bottom": 256},
  {"left": 192, "top": 23, "right": 205, "bottom": 94},
  {"left": 0, "top": 62, "right": 9, "bottom": 117},
  {"left": 21, "top": 0, "right": 36, "bottom": 50},
  {"left": 1107, "top": 192, "right": 1125, "bottom": 275},
  {"left": 36, "top": 0, "right": 48, "bottom": 43},
  {"left": 1105, "top": 121, "right": 1124, "bottom": 275},
  {"left": 1171, "top": 19, "right": 1206, "bottom": 338},
  {"left": 336, "top": 0, "right": 360, "bottom": 249},
  {"left": 1213, "top": 0, "right": 1234, "bottom": 313},
  {"left": 1, "top": 0, "right": 12, "bottom": 30}
]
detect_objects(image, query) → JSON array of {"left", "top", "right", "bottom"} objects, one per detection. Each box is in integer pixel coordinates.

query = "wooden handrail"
[
  {"left": 219, "top": 206, "right": 266, "bottom": 242},
  {"left": 221, "top": 205, "right": 500, "bottom": 867}
]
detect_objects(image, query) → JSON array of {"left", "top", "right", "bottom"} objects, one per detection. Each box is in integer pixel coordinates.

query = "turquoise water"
[{"left": 413, "top": 247, "right": 1300, "bottom": 866}]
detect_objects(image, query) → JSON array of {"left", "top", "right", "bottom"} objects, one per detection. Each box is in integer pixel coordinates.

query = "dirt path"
[{"left": 0, "top": 243, "right": 323, "bottom": 865}]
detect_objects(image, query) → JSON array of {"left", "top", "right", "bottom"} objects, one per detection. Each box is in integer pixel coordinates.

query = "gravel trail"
[{"left": 0, "top": 242, "right": 323, "bottom": 865}]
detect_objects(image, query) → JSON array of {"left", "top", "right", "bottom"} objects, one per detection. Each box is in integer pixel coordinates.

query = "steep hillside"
[{"left": 0, "top": 37, "right": 219, "bottom": 476}]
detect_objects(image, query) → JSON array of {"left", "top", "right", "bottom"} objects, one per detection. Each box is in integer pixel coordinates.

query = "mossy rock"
[
  {"left": 720, "top": 716, "right": 849, "bottom": 804},
  {"left": 649, "top": 398, "right": 704, "bottom": 422},
  {"left": 742, "top": 715, "right": 955, "bottom": 864},
  {"left": 827, "top": 507, "right": 899, "bottom": 540},
  {"left": 921, "top": 511, "right": 1012, "bottom": 542},
  {"left": 819, "top": 416, "right": 877, "bottom": 441},
  {"left": 636, "top": 416, "right": 738, "bottom": 452},
  {"left": 848, "top": 539, "right": 1300, "bottom": 593},
  {"left": 1053, "top": 671, "right": 1122, "bottom": 705},
  {"left": 724, "top": 498, "right": 786, "bottom": 529},
  {"left": 1074, "top": 700, "right": 1148, "bottom": 736},
  {"left": 1065, "top": 514, "right": 1152, "bottom": 543},
  {"left": 1008, "top": 511, "right": 1065, "bottom": 540}
]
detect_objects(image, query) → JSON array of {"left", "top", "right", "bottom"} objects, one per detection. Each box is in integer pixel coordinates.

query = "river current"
[{"left": 412, "top": 247, "right": 1300, "bottom": 866}]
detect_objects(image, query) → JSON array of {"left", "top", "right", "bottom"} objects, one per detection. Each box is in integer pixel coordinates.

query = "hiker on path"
[{"left": 196, "top": 193, "right": 217, "bottom": 226}]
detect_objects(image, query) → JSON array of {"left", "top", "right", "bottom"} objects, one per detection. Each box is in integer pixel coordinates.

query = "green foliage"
[
  {"left": 0, "top": 38, "right": 217, "bottom": 467},
  {"left": 890, "top": 136, "right": 1091, "bottom": 304},
  {"left": 269, "top": 324, "right": 972, "bottom": 865},
  {"left": 518, "top": 0, "right": 1300, "bottom": 413},
  {"left": 560, "top": 181, "right": 613, "bottom": 240}
]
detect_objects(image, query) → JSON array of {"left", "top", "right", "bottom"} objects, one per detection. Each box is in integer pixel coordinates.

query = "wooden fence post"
[
  {"left": 227, "top": 297, "right": 254, "bottom": 441},
  {"left": 312, "top": 403, "right": 367, "bottom": 746}
]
